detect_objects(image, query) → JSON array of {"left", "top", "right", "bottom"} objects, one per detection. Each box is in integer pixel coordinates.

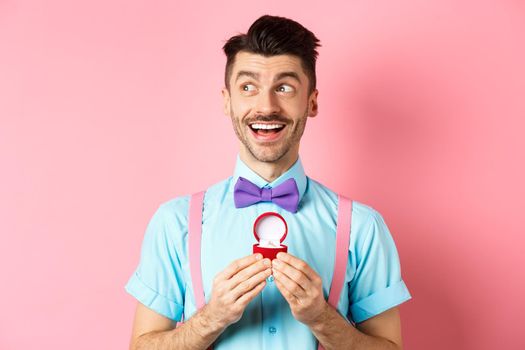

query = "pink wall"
[{"left": 1, "top": 1, "right": 524, "bottom": 349}]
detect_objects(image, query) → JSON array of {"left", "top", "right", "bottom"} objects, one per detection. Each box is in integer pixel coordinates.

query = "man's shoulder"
[{"left": 306, "top": 176, "right": 384, "bottom": 222}]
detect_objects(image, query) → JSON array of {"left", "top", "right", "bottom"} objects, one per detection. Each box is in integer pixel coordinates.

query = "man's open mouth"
[{"left": 249, "top": 123, "right": 286, "bottom": 135}]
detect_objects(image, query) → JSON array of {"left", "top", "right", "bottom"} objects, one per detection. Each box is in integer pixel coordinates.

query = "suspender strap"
[
  {"left": 318, "top": 195, "right": 352, "bottom": 350},
  {"left": 328, "top": 194, "right": 352, "bottom": 308},
  {"left": 189, "top": 191, "right": 213, "bottom": 350},
  {"left": 189, "top": 191, "right": 206, "bottom": 309}
]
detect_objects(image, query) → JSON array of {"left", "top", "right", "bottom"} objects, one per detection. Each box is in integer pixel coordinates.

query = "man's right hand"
[
  {"left": 129, "top": 254, "right": 271, "bottom": 349},
  {"left": 202, "top": 253, "right": 272, "bottom": 328}
]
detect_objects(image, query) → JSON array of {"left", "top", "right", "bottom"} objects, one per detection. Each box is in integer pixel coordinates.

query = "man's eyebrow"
[
  {"left": 235, "top": 71, "right": 259, "bottom": 83},
  {"left": 234, "top": 71, "right": 302, "bottom": 84},
  {"left": 274, "top": 71, "right": 302, "bottom": 84}
]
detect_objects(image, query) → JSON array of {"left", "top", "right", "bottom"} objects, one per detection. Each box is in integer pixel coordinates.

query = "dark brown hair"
[{"left": 222, "top": 15, "right": 321, "bottom": 93}]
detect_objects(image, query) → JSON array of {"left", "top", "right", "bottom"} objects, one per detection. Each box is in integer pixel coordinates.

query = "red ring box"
[{"left": 252, "top": 211, "right": 288, "bottom": 260}]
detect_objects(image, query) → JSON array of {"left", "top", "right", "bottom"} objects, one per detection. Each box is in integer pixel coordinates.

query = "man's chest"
[{"left": 198, "top": 204, "right": 339, "bottom": 297}]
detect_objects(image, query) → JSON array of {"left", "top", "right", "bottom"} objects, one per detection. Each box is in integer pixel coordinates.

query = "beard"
[{"left": 229, "top": 107, "right": 308, "bottom": 163}]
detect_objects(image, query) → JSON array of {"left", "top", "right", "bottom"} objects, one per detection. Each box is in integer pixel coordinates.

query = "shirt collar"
[{"left": 229, "top": 153, "right": 308, "bottom": 205}]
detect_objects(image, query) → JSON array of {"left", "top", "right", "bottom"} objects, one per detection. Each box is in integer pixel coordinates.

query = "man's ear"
[
  {"left": 221, "top": 87, "right": 231, "bottom": 116},
  {"left": 308, "top": 89, "right": 319, "bottom": 117}
]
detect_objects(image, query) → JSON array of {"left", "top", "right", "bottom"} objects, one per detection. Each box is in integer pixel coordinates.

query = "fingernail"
[
  {"left": 263, "top": 259, "right": 270, "bottom": 266},
  {"left": 276, "top": 252, "right": 284, "bottom": 259},
  {"left": 255, "top": 253, "right": 263, "bottom": 260},
  {"left": 272, "top": 259, "right": 280, "bottom": 266}
]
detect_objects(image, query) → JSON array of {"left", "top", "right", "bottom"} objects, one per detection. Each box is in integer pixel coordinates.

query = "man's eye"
[
  {"left": 277, "top": 85, "right": 294, "bottom": 93},
  {"left": 242, "top": 84, "right": 256, "bottom": 92}
]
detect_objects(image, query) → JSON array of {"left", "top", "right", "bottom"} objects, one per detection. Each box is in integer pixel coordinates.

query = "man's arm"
[
  {"left": 129, "top": 254, "right": 272, "bottom": 350},
  {"left": 272, "top": 252, "right": 403, "bottom": 350},
  {"left": 129, "top": 302, "right": 225, "bottom": 350},
  {"left": 309, "top": 304, "right": 402, "bottom": 350}
]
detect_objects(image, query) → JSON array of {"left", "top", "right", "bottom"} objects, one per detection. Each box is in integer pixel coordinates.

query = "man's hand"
[
  {"left": 203, "top": 253, "right": 272, "bottom": 329},
  {"left": 271, "top": 252, "right": 328, "bottom": 326}
]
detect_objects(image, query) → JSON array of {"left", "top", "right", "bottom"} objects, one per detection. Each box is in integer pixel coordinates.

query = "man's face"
[{"left": 222, "top": 51, "right": 318, "bottom": 163}]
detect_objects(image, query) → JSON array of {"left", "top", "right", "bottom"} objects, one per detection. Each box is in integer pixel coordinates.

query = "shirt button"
[
  {"left": 268, "top": 326, "right": 277, "bottom": 334},
  {"left": 267, "top": 275, "right": 274, "bottom": 283}
]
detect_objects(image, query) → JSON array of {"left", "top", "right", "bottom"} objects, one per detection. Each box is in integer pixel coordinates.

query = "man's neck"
[{"left": 239, "top": 148, "right": 299, "bottom": 183}]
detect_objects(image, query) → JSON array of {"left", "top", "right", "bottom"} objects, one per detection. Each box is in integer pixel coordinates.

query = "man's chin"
[{"left": 248, "top": 146, "right": 288, "bottom": 163}]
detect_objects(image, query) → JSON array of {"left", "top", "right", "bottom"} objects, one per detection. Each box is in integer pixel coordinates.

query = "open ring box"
[{"left": 252, "top": 212, "right": 288, "bottom": 260}]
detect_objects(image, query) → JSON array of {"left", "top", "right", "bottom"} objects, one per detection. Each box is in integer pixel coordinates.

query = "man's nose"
[{"left": 255, "top": 89, "right": 280, "bottom": 116}]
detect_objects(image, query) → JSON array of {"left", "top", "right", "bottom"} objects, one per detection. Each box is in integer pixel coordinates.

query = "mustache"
[{"left": 248, "top": 114, "right": 289, "bottom": 124}]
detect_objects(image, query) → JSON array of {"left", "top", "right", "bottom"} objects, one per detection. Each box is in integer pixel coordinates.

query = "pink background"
[{"left": 1, "top": 1, "right": 524, "bottom": 349}]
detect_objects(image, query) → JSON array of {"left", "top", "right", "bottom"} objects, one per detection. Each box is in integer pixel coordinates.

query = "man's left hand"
[{"left": 271, "top": 252, "right": 328, "bottom": 326}]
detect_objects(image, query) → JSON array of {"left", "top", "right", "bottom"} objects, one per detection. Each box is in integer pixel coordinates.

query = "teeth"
[{"left": 250, "top": 123, "right": 285, "bottom": 130}]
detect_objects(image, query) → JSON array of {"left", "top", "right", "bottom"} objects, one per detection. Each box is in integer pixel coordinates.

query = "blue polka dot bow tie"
[{"left": 233, "top": 176, "right": 299, "bottom": 213}]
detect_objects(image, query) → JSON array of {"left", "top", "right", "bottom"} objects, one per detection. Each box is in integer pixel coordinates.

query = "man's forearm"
[
  {"left": 133, "top": 305, "right": 226, "bottom": 350},
  {"left": 309, "top": 304, "right": 400, "bottom": 350}
]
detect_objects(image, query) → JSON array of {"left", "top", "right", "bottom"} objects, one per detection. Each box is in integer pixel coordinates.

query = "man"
[{"left": 126, "top": 15, "right": 411, "bottom": 350}]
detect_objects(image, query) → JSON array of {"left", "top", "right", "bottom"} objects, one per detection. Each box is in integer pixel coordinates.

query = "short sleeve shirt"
[{"left": 125, "top": 154, "right": 412, "bottom": 349}]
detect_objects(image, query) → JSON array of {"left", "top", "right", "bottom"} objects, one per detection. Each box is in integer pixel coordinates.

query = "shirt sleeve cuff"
[
  {"left": 349, "top": 280, "right": 412, "bottom": 324},
  {"left": 125, "top": 272, "right": 184, "bottom": 321}
]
